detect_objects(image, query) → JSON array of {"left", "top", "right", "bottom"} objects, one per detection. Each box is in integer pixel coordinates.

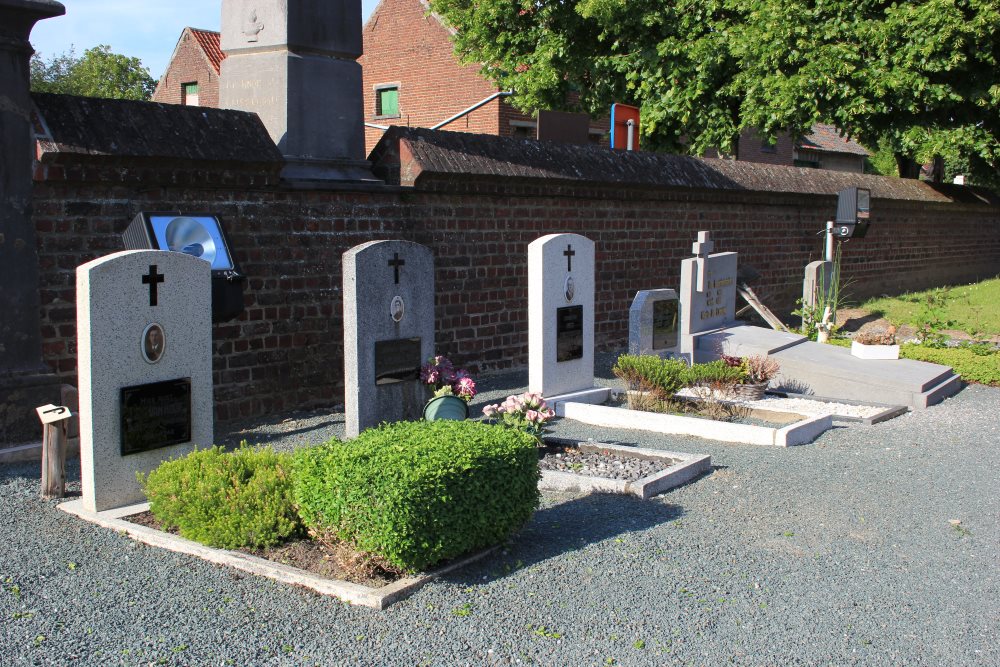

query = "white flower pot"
[{"left": 851, "top": 341, "right": 900, "bottom": 360}]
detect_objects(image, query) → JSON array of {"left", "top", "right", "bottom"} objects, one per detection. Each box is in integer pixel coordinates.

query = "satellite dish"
[{"left": 165, "top": 217, "right": 217, "bottom": 266}]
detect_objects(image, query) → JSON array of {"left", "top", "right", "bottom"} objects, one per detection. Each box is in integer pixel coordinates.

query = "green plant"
[
  {"left": 139, "top": 444, "right": 301, "bottom": 549},
  {"left": 900, "top": 344, "right": 1000, "bottom": 386},
  {"left": 913, "top": 288, "right": 954, "bottom": 347},
  {"left": 481, "top": 392, "right": 555, "bottom": 439},
  {"left": 681, "top": 360, "right": 747, "bottom": 386},
  {"left": 292, "top": 420, "right": 540, "bottom": 573},
  {"left": 740, "top": 355, "right": 780, "bottom": 384},
  {"left": 794, "top": 244, "right": 845, "bottom": 342},
  {"left": 613, "top": 354, "right": 689, "bottom": 397}
]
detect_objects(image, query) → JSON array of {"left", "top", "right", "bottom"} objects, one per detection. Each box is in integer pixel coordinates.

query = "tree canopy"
[
  {"left": 429, "top": 0, "right": 1000, "bottom": 183},
  {"left": 31, "top": 45, "right": 157, "bottom": 101}
]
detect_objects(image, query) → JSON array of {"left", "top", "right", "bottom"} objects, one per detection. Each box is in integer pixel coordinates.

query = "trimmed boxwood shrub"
[
  {"left": 139, "top": 444, "right": 301, "bottom": 549},
  {"left": 613, "top": 354, "right": 689, "bottom": 396},
  {"left": 681, "top": 359, "right": 747, "bottom": 386},
  {"left": 292, "top": 420, "right": 540, "bottom": 573}
]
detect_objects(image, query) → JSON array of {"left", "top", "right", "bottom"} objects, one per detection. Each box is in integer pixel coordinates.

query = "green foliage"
[
  {"left": 139, "top": 444, "right": 301, "bottom": 549},
  {"left": 428, "top": 0, "right": 1000, "bottom": 179},
  {"left": 31, "top": 45, "right": 156, "bottom": 100},
  {"left": 292, "top": 420, "right": 540, "bottom": 573},
  {"left": 900, "top": 344, "right": 1000, "bottom": 386},
  {"left": 861, "top": 277, "right": 1000, "bottom": 337},
  {"left": 681, "top": 360, "right": 747, "bottom": 386},
  {"left": 613, "top": 354, "right": 689, "bottom": 397}
]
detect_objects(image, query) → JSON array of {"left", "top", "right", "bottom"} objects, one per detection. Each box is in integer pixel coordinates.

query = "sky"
[{"left": 28, "top": 1, "right": 382, "bottom": 80}]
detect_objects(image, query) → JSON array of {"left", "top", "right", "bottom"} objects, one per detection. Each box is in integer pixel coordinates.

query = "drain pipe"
[{"left": 431, "top": 91, "right": 514, "bottom": 130}]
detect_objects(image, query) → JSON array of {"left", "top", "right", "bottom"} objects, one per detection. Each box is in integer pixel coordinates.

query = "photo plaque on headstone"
[
  {"left": 556, "top": 305, "right": 584, "bottom": 362},
  {"left": 652, "top": 300, "right": 679, "bottom": 350},
  {"left": 119, "top": 378, "right": 192, "bottom": 456},
  {"left": 374, "top": 338, "right": 422, "bottom": 385}
]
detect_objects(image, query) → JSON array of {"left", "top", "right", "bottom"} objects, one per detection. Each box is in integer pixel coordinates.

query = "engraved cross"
[
  {"left": 563, "top": 245, "right": 575, "bottom": 272},
  {"left": 388, "top": 253, "right": 405, "bottom": 284},
  {"left": 142, "top": 265, "right": 165, "bottom": 307}
]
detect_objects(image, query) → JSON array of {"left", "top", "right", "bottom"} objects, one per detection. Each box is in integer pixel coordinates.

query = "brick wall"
[
  {"left": 360, "top": 0, "right": 501, "bottom": 154},
  {"left": 152, "top": 29, "right": 220, "bottom": 108},
  {"left": 31, "top": 148, "right": 1000, "bottom": 425}
]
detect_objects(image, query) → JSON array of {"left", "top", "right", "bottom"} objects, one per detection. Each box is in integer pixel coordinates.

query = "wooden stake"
[{"left": 41, "top": 418, "right": 68, "bottom": 499}]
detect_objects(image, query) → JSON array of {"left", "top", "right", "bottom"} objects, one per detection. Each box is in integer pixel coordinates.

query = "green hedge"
[
  {"left": 681, "top": 359, "right": 747, "bottom": 386},
  {"left": 140, "top": 445, "right": 301, "bottom": 549},
  {"left": 613, "top": 354, "right": 689, "bottom": 396},
  {"left": 292, "top": 420, "right": 540, "bottom": 573}
]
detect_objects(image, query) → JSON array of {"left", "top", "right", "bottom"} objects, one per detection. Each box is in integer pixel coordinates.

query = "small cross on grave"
[
  {"left": 141, "top": 265, "right": 165, "bottom": 307},
  {"left": 692, "top": 232, "right": 714, "bottom": 292},
  {"left": 388, "top": 253, "right": 405, "bottom": 284},
  {"left": 564, "top": 245, "right": 575, "bottom": 272}
]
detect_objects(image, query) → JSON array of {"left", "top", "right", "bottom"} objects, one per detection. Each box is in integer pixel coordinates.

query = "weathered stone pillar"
[
  {"left": 0, "top": 0, "right": 65, "bottom": 443},
  {"left": 219, "top": 0, "right": 375, "bottom": 182}
]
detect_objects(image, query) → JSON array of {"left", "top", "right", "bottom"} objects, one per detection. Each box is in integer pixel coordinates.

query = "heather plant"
[{"left": 421, "top": 355, "right": 477, "bottom": 401}]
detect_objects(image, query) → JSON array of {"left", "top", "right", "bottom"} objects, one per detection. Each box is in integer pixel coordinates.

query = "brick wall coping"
[
  {"left": 32, "top": 93, "right": 283, "bottom": 166},
  {"left": 377, "top": 126, "right": 1000, "bottom": 207}
]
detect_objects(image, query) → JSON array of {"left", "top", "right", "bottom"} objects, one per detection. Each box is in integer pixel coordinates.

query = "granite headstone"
[
  {"left": 528, "top": 234, "right": 607, "bottom": 404},
  {"left": 76, "top": 250, "right": 213, "bottom": 512},
  {"left": 678, "top": 231, "right": 739, "bottom": 362},
  {"left": 343, "top": 240, "right": 434, "bottom": 438},
  {"left": 628, "top": 289, "right": 680, "bottom": 357}
]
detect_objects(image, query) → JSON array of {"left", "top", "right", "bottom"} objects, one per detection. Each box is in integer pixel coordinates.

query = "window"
[
  {"left": 182, "top": 82, "right": 199, "bottom": 106},
  {"left": 375, "top": 85, "right": 399, "bottom": 117}
]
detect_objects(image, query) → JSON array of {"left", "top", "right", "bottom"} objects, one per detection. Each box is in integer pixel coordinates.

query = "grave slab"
[
  {"left": 528, "top": 233, "right": 609, "bottom": 404},
  {"left": 343, "top": 240, "right": 434, "bottom": 438},
  {"left": 77, "top": 250, "right": 213, "bottom": 512}
]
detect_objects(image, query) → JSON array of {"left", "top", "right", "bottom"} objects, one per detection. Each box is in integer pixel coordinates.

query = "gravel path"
[{"left": 2, "top": 357, "right": 998, "bottom": 666}]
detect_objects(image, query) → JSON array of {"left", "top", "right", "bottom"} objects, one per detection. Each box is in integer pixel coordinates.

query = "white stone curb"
[{"left": 58, "top": 499, "right": 495, "bottom": 610}]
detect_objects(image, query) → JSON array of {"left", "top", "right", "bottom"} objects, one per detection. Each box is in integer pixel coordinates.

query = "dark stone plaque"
[
  {"left": 375, "top": 338, "right": 422, "bottom": 385},
  {"left": 556, "top": 305, "right": 584, "bottom": 362},
  {"left": 120, "top": 379, "right": 192, "bottom": 456},
  {"left": 652, "top": 299, "right": 679, "bottom": 350}
]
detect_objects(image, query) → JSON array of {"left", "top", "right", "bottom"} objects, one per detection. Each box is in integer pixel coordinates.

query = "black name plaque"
[
  {"left": 375, "top": 338, "right": 422, "bottom": 385},
  {"left": 120, "top": 378, "right": 192, "bottom": 456},
  {"left": 556, "top": 305, "right": 584, "bottom": 362},
  {"left": 652, "top": 300, "right": 679, "bottom": 350}
]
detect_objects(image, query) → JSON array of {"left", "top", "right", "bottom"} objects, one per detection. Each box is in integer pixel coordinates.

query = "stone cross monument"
[
  {"left": 0, "top": 0, "right": 65, "bottom": 443},
  {"left": 219, "top": 0, "right": 373, "bottom": 182}
]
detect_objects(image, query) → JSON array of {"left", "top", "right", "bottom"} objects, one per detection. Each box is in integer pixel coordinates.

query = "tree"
[
  {"left": 429, "top": 0, "right": 1000, "bottom": 183},
  {"left": 30, "top": 45, "right": 156, "bottom": 101}
]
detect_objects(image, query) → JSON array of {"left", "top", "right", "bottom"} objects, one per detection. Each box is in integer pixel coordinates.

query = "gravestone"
[
  {"left": 343, "top": 240, "right": 434, "bottom": 438},
  {"left": 678, "top": 231, "right": 739, "bottom": 362},
  {"left": 77, "top": 250, "right": 213, "bottom": 512},
  {"left": 528, "top": 234, "right": 608, "bottom": 404},
  {"left": 803, "top": 260, "right": 836, "bottom": 310},
  {"left": 629, "top": 289, "right": 680, "bottom": 357},
  {"left": 219, "top": 0, "right": 371, "bottom": 181}
]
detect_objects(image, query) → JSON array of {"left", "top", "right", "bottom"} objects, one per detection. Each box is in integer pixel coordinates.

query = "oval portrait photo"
[{"left": 142, "top": 323, "right": 166, "bottom": 364}]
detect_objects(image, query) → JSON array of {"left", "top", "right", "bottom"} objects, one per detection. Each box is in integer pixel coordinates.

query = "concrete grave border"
[
  {"left": 556, "top": 401, "right": 832, "bottom": 447},
  {"left": 59, "top": 499, "right": 495, "bottom": 610},
  {"left": 540, "top": 438, "right": 711, "bottom": 499}
]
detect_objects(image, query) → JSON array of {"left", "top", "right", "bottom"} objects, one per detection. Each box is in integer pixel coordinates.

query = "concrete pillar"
[
  {"left": 219, "top": 0, "right": 375, "bottom": 182},
  {"left": 0, "top": 0, "right": 65, "bottom": 443}
]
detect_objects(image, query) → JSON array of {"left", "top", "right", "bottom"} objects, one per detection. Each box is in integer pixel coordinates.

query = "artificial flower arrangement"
[
  {"left": 482, "top": 392, "right": 555, "bottom": 439},
  {"left": 420, "top": 355, "right": 477, "bottom": 401}
]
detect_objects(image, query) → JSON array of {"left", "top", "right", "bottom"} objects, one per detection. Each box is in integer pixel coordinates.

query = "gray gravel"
[
  {"left": 2, "top": 354, "right": 998, "bottom": 666},
  {"left": 539, "top": 449, "right": 673, "bottom": 482}
]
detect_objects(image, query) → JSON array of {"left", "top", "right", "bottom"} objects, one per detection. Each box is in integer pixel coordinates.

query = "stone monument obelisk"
[
  {"left": 219, "top": 0, "right": 374, "bottom": 182},
  {"left": 0, "top": 0, "right": 65, "bottom": 443}
]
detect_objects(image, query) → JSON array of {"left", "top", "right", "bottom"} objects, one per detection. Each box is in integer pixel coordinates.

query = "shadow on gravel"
[
  {"left": 442, "top": 492, "right": 684, "bottom": 586},
  {"left": 217, "top": 416, "right": 345, "bottom": 448}
]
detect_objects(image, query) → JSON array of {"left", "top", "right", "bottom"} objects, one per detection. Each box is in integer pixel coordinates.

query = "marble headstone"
[
  {"left": 77, "top": 250, "right": 213, "bottom": 512},
  {"left": 343, "top": 240, "right": 434, "bottom": 438},
  {"left": 528, "top": 234, "right": 608, "bottom": 404},
  {"left": 678, "top": 231, "right": 739, "bottom": 362},
  {"left": 629, "top": 289, "right": 680, "bottom": 357}
]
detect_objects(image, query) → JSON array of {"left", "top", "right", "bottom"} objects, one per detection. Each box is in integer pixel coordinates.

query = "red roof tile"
[
  {"left": 189, "top": 28, "right": 225, "bottom": 74},
  {"left": 799, "top": 123, "right": 869, "bottom": 156}
]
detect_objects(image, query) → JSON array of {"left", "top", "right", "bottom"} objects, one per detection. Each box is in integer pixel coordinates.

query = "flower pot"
[
  {"left": 851, "top": 341, "right": 900, "bottom": 360},
  {"left": 732, "top": 382, "right": 768, "bottom": 401},
  {"left": 423, "top": 395, "right": 469, "bottom": 421}
]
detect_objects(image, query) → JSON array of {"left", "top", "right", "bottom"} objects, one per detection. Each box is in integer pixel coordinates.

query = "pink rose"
[{"left": 482, "top": 404, "right": 498, "bottom": 418}]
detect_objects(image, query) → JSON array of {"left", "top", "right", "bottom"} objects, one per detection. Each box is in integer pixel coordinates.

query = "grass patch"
[
  {"left": 859, "top": 277, "right": 1000, "bottom": 335},
  {"left": 900, "top": 345, "right": 1000, "bottom": 386}
]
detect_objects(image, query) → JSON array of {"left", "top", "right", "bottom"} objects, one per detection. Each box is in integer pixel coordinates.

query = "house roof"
[
  {"left": 189, "top": 27, "right": 225, "bottom": 74},
  {"left": 799, "top": 123, "right": 869, "bottom": 156}
]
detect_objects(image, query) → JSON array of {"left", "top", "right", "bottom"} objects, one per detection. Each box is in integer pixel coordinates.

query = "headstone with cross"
[
  {"left": 342, "top": 240, "right": 434, "bottom": 438},
  {"left": 528, "top": 233, "right": 609, "bottom": 407},
  {"left": 74, "top": 250, "right": 213, "bottom": 512},
  {"left": 678, "top": 230, "right": 739, "bottom": 363}
]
